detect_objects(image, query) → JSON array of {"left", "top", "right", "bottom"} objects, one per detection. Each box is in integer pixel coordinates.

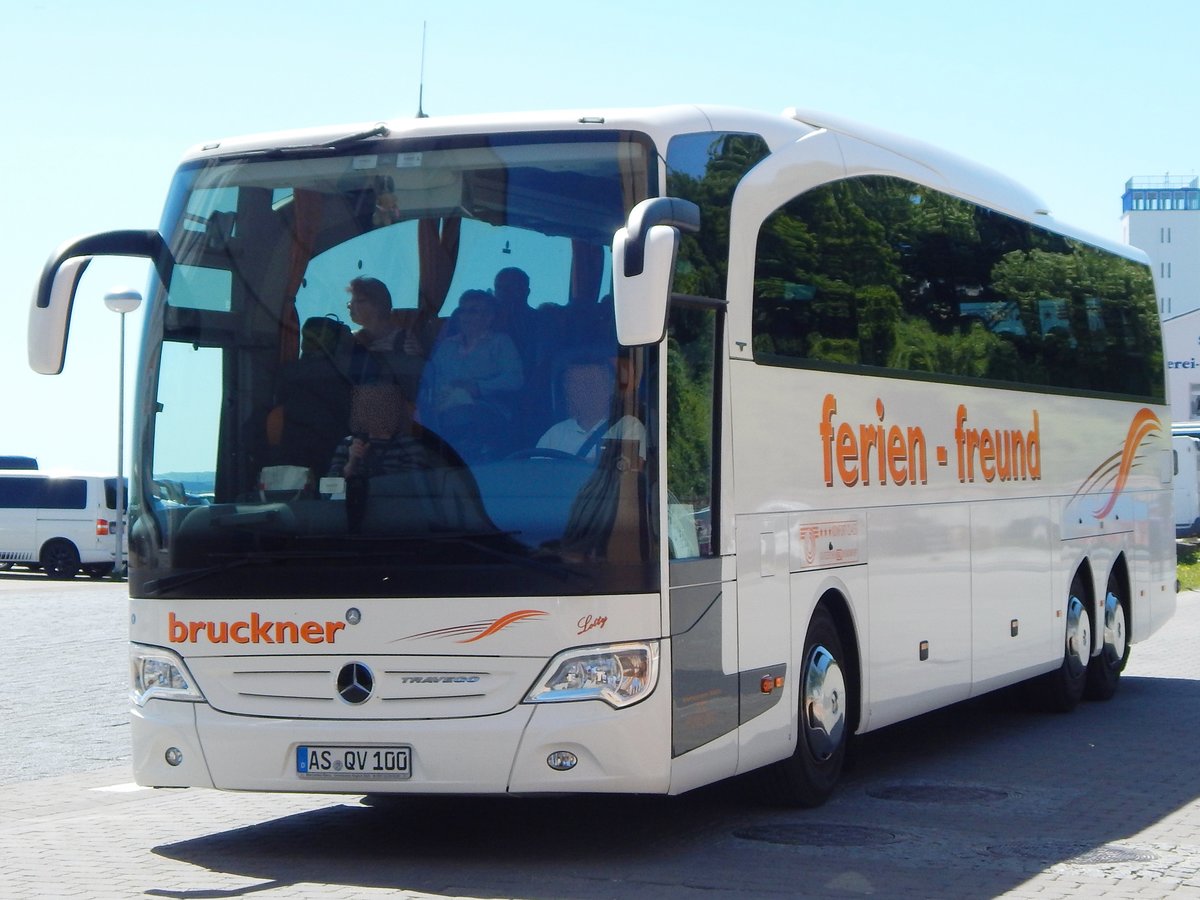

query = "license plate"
[{"left": 296, "top": 745, "right": 411, "bottom": 779}]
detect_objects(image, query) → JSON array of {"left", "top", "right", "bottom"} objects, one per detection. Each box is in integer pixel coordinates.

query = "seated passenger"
[
  {"left": 536, "top": 357, "right": 645, "bottom": 462},
  {"left": 345, "top": 275, "right": 427, "bottom": 401},
  {"left": 268, "top": 315, "right": 353, "bottom": 477},
  {"left": 420, "top": 289, "right": 524, "bottom": 460},
  {"left": 493, "top": 267, "right": 564, "bottom": 440}
]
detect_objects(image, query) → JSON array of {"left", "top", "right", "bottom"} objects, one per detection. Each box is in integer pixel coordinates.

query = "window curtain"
[
  {"left": 569, "top": 240, "right": 604, "bottom": 307},
  {"left": 417, "top": 217, "right": 461, "bottom": 320},
  {"left": 279, "top": 189, "right": 325, "bottom": 362}
]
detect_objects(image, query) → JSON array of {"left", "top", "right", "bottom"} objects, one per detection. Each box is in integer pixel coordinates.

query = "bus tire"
[
  {"left": 1030, "top": 572, "right": 1092, "bottom": 712},
  {"left": 40, "top": 540, "right": 80, "bottom": 580},
  {"left": 1084, "top": 574, "right": 1129, "bottom": 702},
  {"left": 761, "top": 605, "right": 849, "bottom": 807}
]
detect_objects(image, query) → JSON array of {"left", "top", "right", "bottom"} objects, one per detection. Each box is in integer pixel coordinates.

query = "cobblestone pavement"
[{"left": 1, "top": 572, "right": 1198, "bottom": 898}]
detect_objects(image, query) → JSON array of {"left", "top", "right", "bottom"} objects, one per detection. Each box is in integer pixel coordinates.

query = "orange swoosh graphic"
[
  {"left": 459, "top": 609, "right": 548, "bottom": 643},
  {"left": 1078, "top": 408, "right": 1162, "bottom": 519}
]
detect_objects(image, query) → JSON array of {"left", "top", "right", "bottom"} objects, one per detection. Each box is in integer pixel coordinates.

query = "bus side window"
[{"left": 666, "top": 303, "right": 719, "bottom": 559}]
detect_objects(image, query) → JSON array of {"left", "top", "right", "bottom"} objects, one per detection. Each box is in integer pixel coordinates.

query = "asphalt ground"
[{"left": 1, "top": 570, "right": 1198, "bottom": 898}]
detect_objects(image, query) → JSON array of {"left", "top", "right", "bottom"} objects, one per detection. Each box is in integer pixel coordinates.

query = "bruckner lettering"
[{"left": 167, "top": 611, "right": 346, "bottom": 645}]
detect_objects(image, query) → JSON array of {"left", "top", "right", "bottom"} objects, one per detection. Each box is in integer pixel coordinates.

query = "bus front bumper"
[{"left": 131, "top": 687, "right": 672, "bottom": 795}]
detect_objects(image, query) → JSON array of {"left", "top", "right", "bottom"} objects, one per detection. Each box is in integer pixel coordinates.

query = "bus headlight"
[
  {"left": 525, "top": 641, "right": 659, "bottom": 709},
  {"left": 130, "top": 644, "right": 203, "bottom": 706}
]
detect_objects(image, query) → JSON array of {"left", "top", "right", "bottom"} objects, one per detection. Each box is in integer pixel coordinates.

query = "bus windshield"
[{"left": 132, "top": 131, "right": 660, "bottom": 599}]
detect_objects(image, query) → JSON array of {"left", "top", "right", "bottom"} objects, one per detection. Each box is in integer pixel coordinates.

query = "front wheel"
[{"left": 760, "top": 605, "right": 850, "bottom": 807}]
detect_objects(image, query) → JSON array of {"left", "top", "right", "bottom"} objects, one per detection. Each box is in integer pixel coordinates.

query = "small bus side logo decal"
[
  {"left": 1072, "top": 408, "right": 1163, "bottom": 518},
  {"left": 397, "top": 609, "right": 548, "bottom": 643}
]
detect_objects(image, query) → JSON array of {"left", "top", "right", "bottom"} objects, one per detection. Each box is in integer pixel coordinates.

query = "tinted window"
[
  {"left": 752, "top": 176, "right": 1164, "bottom": 402},
  {"left": 0, "top": 478, "right": 39, "bottom": 508},
  {"left": 667, "top": 132, "right": 770, "bottom": 300},
  {"left": 39, "top": 479, "right": 87, "bottom": 509},
  {"left": 0, "top": 478, "right": 86, "bottom": 509},
  {"left": 666, "top": 303, "right": 719, "bottom": 559},
  {"left": 136, "top": 133, "right": 660, "bottom": 599},
  {"left": 104, "top": 478, "right": 128, "bottom": 511}
]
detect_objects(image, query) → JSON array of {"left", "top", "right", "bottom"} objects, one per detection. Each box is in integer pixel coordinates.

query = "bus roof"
[{"left": 177, "top": 104, "right": 1138, "bottom": 262}]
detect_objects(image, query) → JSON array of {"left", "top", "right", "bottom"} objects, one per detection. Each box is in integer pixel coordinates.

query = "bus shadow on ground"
[{"left": 149, "top": 675, "right": 1200, "bottom": 899}]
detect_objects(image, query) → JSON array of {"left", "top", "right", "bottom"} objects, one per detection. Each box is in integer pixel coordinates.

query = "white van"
[
  {"left": 0, "top": 471, "right": 126, "bottom": 578},
  {"left": 1174, "top": 435, "right": 1200, "bottom": 537}
]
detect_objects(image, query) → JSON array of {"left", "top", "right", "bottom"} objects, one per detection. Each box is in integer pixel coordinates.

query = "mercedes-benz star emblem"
[{"left": 337, "top": 662, "right": 374, "bottom": 704}]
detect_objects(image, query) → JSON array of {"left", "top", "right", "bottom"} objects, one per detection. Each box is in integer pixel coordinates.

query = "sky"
[{"left": 1, "top": 0, "right": 1196, "bottom": 474}]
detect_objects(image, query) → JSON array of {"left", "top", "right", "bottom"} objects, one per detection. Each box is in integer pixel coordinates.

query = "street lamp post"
[{"left": 104, "top": 288, "right": 142, "bottom": 580}]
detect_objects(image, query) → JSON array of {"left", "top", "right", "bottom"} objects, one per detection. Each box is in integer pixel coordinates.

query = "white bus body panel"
[{"left": 719, "top": 116, "right": 1173, "bottom": 737}]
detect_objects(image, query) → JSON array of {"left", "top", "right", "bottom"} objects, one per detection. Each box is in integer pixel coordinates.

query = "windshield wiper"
[
  {"left": 199, "top": 123, "right": 393, "bottom": 162},
  {"left": 320, "top": 123, "right": 391, "bottom": 149}
]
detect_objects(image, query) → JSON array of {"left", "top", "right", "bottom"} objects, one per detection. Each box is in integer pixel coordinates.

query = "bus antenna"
[{"left": 416, "top": 22, "right": 429, "bottom": 118}]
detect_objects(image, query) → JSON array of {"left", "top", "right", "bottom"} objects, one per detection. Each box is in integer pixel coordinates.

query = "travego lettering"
[{"left": 167, "top": 611, "right": 346, "bottom": 645}]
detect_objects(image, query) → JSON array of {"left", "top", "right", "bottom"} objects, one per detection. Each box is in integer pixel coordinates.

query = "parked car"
[{"left": 0, "top": 471, "right": 126, "bottom": 578}]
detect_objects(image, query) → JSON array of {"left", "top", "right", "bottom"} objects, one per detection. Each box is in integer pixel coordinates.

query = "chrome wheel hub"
[
  {"left": 1065, "top": 594, "right": 1091, "bottom": 677},
  {"left": 1101, "top": 590, "right": 1127, "bottom": 664},
  {"left": 803, "top": 644, "right": 846, "bottom": 761}
]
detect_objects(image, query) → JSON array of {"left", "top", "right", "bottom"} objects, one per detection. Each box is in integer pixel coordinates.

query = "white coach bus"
[{"left": 29, "top": 106, "right": 1174, "bottom": 805}]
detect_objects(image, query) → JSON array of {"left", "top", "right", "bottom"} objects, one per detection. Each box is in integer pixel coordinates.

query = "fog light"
[
  {"left": 546, "top": 750, "right": 578, "bottom": 771},
  {"left": 165, "top": 747, "right": 184, "bottom": 767}
]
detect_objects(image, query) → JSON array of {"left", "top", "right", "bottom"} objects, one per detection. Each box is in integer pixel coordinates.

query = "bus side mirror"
[
  {"left": 612, "top": 198, "right": 700, "bottom": 347},
  {"left": 28, "top": 230, "right": 170, "bottom": 375},
  {"left": 29, "top": 255, "right": 91, "bottom": 375}
]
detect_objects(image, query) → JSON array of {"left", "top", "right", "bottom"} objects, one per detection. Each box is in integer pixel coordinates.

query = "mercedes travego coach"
[
  {"left": 28, "top": 106, "right": 1174, "bottom": 806},
  {"left": 0, "top": 470, "right": 125, "bottom": 578}
]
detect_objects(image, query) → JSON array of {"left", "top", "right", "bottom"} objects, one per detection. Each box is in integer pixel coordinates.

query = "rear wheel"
[
  {"left": 1030, "top": 572, "right": 1092, "bottom": 712},
  {"left": 1084, "top": 574, "right": 1129, "bottom": 701},
  {"left": 760, "top": 605, "right": 849, "bottom": 807},
  {"left": 40, "top": 540, "right": 80, "bottom": 580}
]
